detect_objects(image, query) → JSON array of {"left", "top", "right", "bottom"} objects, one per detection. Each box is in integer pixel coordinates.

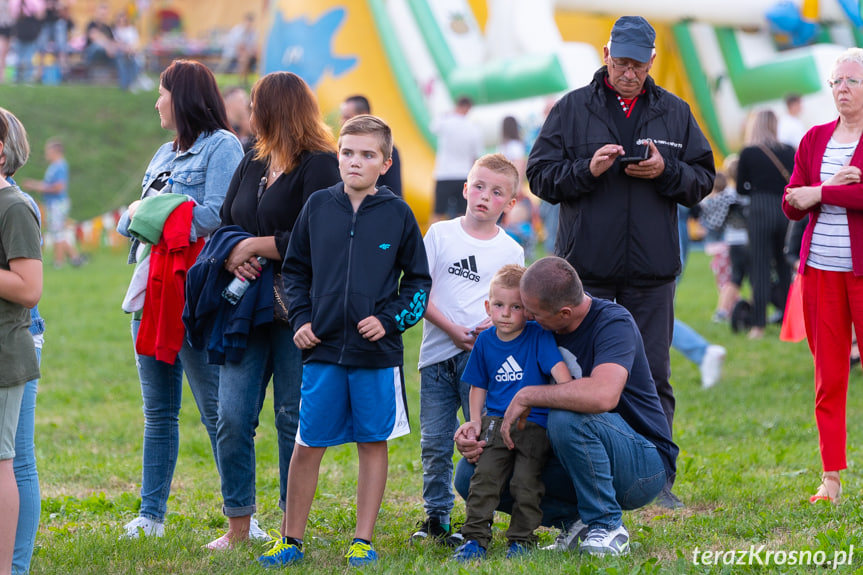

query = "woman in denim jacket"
[{"left": 117, "top": 60, "right": 244, "bottom": 539}]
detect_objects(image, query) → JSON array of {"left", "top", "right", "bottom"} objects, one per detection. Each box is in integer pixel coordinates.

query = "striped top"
[{"left": 807, "top": 138, "right": 856, "bottom": 272}]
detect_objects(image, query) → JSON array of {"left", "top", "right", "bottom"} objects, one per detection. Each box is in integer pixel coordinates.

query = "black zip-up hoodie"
[
  {"left": 527, "top": 68, "right": 715, "bottom": 286},
  {"left": 283, "top": 183, "right": 431, "bottom": 368}
]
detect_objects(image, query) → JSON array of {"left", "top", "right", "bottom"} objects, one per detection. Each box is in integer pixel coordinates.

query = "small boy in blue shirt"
[
  {"left": 260, "top": 115, "right": 431, "bottom": 569},
  {"left": 452, "top": 264, "right": 571, "bottom": 561}
]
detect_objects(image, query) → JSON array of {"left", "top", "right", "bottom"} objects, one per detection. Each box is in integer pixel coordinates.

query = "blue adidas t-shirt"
[
  {"left": 42, "top": 159, "right": 69, "bottom": 205},
  {"left": 462, "top": 320, "right": 564, "bottom": 428}
]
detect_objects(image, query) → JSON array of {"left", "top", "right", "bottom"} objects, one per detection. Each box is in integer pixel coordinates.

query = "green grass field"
[
  {"left": 26, "top": 246, "right": 862, "bottom": 574},
  {"left": 4, "top": 83, "right": 863, "bottom": 573}
]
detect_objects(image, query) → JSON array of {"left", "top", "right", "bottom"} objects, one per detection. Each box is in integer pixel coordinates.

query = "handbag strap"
[{"left": 758, "top": 144, "right": 791, "bottom": 184}]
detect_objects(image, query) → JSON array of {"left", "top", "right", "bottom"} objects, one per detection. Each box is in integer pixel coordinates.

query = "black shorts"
[
  {"left": 434, "top": 179, "right": 466, "bottom": 218},
  {"left": 0, "top": 26, "right": 12, "bottom": 39}
]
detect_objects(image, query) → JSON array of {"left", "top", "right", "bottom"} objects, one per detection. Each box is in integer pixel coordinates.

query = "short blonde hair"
[
  {"left": 490, "top": 263, "right": 527, "bottom": 298},
  {"left": 468, "top": 153, "right": 520, "bottom": 198}
]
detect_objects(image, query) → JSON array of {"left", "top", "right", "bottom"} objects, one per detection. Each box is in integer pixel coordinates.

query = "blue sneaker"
[
  {"left": 506, "top": 541, "right": 531, "bottom": 558},
  {"left": 345, "top": 539, "right": 378, "bottom": 567},
  {"left": 451, "top": 539, "right": 486, "bottom": 562},
  {"left": 257, "top": 531, "right": 304, "bottom": 568}
]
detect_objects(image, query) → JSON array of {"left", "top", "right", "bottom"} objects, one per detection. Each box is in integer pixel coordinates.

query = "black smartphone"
[{"left": 620, "top": 142, "right": 650, "bottom": 165}]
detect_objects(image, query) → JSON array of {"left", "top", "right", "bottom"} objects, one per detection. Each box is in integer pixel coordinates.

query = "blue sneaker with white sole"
[
  {"left": 452, "top": 539, "right": 486, "bottom": 562},
  {"left": 345, "top": 539, "right": 378, "bottom": 567}
]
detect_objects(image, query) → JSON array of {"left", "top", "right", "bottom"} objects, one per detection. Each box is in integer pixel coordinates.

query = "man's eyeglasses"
[
  {"left": 828, "top": 77, "right": 863, "bottom": 88},
  {"left": 609, "top": 58, "right": 650, "bottom": 73}
]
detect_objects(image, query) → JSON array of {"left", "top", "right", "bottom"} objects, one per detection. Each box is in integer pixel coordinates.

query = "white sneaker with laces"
[
  {"left": 542, "top": 519, "right": 589, "bottom": 551},
  {"left": 578, "top": 524, "right": 630, "bottom": 556},
  {"left": 249, "top": 517, "right": 269, "bottom": 541},
  {"left": 700, "top": 344, "right": 726, "bottom": 389},
  {"left": 121, "top": 516, "right": 165, "bottom": 539}
]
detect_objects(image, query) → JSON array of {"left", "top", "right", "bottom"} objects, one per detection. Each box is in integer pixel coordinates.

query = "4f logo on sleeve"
[{"left": 448, "top": 255, "right": 480, "bottom": 282}]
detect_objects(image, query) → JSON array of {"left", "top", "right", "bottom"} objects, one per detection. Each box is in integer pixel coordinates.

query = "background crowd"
[{"left": 0, "top": 1, "right": 257, "bottom": 92}]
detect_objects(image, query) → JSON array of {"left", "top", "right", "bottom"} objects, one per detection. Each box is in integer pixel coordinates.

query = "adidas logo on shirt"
[
  {"left": 495, "top": 355, "right": 524, "bottom": 382},
  {"left": 448, "top": 255, "right": 480, "bottom": 282}
]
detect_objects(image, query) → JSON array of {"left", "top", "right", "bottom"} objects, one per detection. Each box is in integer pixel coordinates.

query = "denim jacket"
[
  {"left": 29, "top": 306, "right": 44, "bottom": 337},
  {"left": 119, "top": 129, "right": 243, "bottom": 240},
  {"left": 17, "top": 189, "right": 45, "bottom": 338}
]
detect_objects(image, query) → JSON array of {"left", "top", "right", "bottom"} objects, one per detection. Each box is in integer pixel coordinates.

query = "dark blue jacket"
[
  {"left": 283, "top": 183, "right": 430, "bottom": 368},
  {"left": 183, "top": 225, "right": 274, "bottom": 364},
  {"left": 527, "top": 68, "right": 715, "bottom": 286}
]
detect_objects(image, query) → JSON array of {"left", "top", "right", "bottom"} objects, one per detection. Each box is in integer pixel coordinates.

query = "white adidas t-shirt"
[{"left": 418, "top": 217, "right": 524, "bottom": 370}]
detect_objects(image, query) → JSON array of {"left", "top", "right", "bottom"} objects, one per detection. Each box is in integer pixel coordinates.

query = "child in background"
[
  {"left": 699, "top": 156, "right": 748, "bottom": 324},
  {"left": 23, "top": 139, "right": 85, "bottom": 268},
  {"left": 451, "top": 264, "right": 571, "bottom": 561},
  {"left": 261, "top": 115, "right": 431, "bottom": 568},
  {"left": 412, "top": 153, "right": 524, "bottom": 546},
  {"left": 497, "top": 116, "right": 538, "bottom": 259}
]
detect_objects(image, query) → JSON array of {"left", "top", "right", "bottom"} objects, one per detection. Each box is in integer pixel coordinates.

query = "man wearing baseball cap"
[{"left": 522, "top": 13, "right": 714, "bottom": 540}]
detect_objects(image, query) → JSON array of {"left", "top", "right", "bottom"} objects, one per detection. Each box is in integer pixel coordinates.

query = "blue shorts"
[{"left": 296, "top": 362, "right": 411, "bottom": 447}]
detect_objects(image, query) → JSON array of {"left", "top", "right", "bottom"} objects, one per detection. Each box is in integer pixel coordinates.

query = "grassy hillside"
[{"left": 0, "top": 83, "right": 181, "bottom": 220}]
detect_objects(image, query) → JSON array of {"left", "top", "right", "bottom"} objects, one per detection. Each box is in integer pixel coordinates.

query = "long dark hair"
[
  {"left": 501, "top": 115, "right": 521, "bottom": 143},
  {"left": 160, "top": 60, "right": 232, "bottom": 151}
]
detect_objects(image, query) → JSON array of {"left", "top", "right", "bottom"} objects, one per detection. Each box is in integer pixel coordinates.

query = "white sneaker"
[
  {"left": 120, "top": 516, "right": 165, "bottom": 539},
  {"left": 700, "top": 344, "right": 726, "bottom": 389},
  {"left": 542, "top": 519, "right": 588, "bottom": 551},
  {"left": 579, "top": 524, "right": 630, "bottom": 556},
  {"left": 249, "top": 517, "right": 270, "bottom": 541}
]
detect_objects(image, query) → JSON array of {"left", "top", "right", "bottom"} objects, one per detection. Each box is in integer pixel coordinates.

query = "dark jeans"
[{"left": 460, "top": 416, "right": 550, "bottom": 547}]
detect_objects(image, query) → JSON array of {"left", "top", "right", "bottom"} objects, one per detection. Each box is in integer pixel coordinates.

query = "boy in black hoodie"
[{"left": 259, "top": 115, "right": 431, "bottom": 569}]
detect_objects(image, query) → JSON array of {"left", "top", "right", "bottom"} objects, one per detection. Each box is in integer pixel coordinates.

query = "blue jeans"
[
  {"left": 455, "top": 409, "right": 665, "bottom": 529},
  {"left": 216, "top": 324, "right": 301, "bottom": 516},
  {"left": 13, "top": 348, "right": 40, "bottom": 575},
  {"left": 116, "top": 53, "right": 139, "bottom": 90},
  {"left": 548, "top": 410, "right": 665, "bottom": 528},
  {"left": 419, "top": 351, "right": 471, "bottom": 525},
  {"left": 672, "top": 319, "right": 708, "bottom": 366},
  {"left": 14, "top": 39, "right": 39, "bottom": 83},
  {"left": 131, "top": 320, "right": 220, "bottom": 522},
  {"left": 539, "top": 201, "right": 559, "bottom": 255}
]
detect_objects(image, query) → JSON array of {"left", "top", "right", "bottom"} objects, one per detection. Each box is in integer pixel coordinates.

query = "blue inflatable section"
[
  {"left": 766, "top": 1, "right": 819, "bottom": 48},
  {"left": 837, "top": 0, "right": 863, "bottom": 28},
  {"left": 263, "top": 8, "right": 357, "bottom": 87}
]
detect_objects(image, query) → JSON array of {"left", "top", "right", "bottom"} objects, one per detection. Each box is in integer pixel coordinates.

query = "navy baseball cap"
[{"left": 609, "top": 16, "right": 656, "bottom": 63}]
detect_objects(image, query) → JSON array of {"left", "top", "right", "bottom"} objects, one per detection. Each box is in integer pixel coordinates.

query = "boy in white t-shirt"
[{"left": 411, "top": 153, "right": 524, "bottom": 545}]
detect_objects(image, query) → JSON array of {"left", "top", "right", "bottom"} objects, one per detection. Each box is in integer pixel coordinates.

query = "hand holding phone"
[{"left": 619, "top": 142, "right": 650, "bottom": 165}]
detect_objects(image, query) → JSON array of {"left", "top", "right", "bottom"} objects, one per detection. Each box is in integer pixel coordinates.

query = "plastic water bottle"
[{"left": 222, "top": 256, "right": 267, "bottom": 305}]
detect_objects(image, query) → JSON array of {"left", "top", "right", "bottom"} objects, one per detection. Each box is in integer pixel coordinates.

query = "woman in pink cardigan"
[{"left": 783, "top": 47, "right": 863, "bottom": 504}]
